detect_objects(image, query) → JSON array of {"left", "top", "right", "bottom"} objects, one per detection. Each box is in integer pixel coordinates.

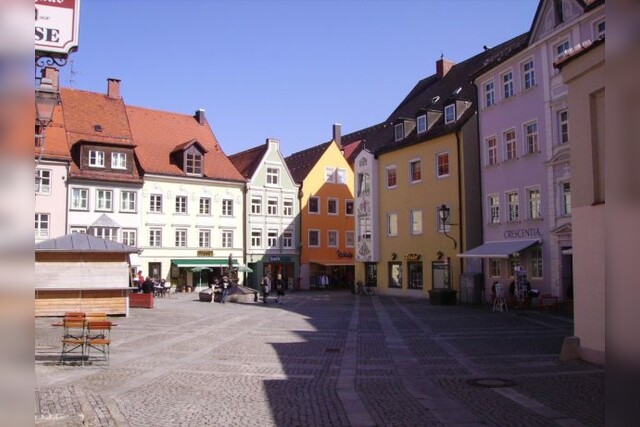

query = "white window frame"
[
  {"left": 266, "top": 167, "right": 280, "bottom": 186},
  {"left": 308, "top": 196, "right": 320, "bottom": 214},
  {"left": 251, "top": 195, "right": 262, "bottom": 215},
  {"left": 70, "top": 187, "right": 89, "bottom": 210},
  {"left": 504, "top": 129, "right": 517, "bottom": 161},
  {"left": 409, "top": 159, "right": 421, "bottom": 183},
  {"left": 336, "top": 168, "right": 347, "bottom": 184},
  {"left": 417, "top": 115, "right": 427, "bottom": 133},
  {"left": 507, "top": 191, "right": 519, "bottom": 222},
  {"left": 529, "top": 246, "right": 543, "bottom": 279},
  {"left": 489, "top": 259, "right": 501, "bottom": 278},
  {"left": 282, "top": 231, "right": 293, "bottom": 249},
  {"left": 486, "top": 136, "right": 498, "bottom": 166},
  {"left": 308, "top": 229, "right": 320, "bottom": 247},
  {"left": 221, "top": 230, "right": 233, "bottom": 249},
  {"left": 555, "top": 39, "right": 571, "bottom": 60},
  {"left": 93, "top": 227, "right": 116, "bottom": 241},
  {"left": 327, "top": 230, "right": 339, "bottom": 248},
  {"left": 522, "top": 59, "right": 536, "bottom": 90},
  {"left": 149, "top": 228, "right": 162, "bottom": 247},
  {"left": 69, "top": 226, "right": 86, "bottom": 234},
  {"left": 251, "top": 229, "right": 262, "bottom": 248},
  {"left": 387, "top": 213, "right": 398, "bottom": 236},
  {"left": 96, "top": 189, "right": 113, "bottom": 211},
  {"left": 267, "top": 229, "right": 278, "bottom": 248},
  {"left": 199, "top": 229, "right": 211, "bottom": 248},
  {"left": 394, "top": 123, "right": 404, "bottom": 141},
  {"left": 88, "top": 150, "right": 105, "bottom": 168},
  {"left": 35, "top": 169, "right": 51, "bottom": 194},
  {"left": 386, "top": 165, "right": 397, "bottom": 188},
  {"left": 436, "top": 151, "right": 450, "bottom": 178},
  {"left": 327, "top": 198, "right": 338, "bottom": 215},
  {"left": 199, "top": 197, "right": 211, "bottom": 215},
  {"left": 558, "top": 109, "right": 569, "bottom": 144},
  {"left": 561, "top": 182, "right": 572, "bottom": 216},
  {"left": 488, "top": 194, "right": 500, "bottom": 224},
  {"left": 345, "top": 200, "right": 354, "bottom": 216},
  {"left": 222, "top": 199, "right": 234, "bottom": 216},
  {"left": 501, "top": 70, "right": 514, "bottom": 99},
  {"left": 524, "top": 121, "right": 538, "bottom": 154},
  {"left": 283, "top": 198, "right": 294, "bottom": 216},
  {"left": 175, "top": 228, "right": 187, "bottom": 247},
  {"left": 324, "top": 167, "right": 336, "bottom": 183},
  {"left": 267, "top": 197, "right": 278, "bottom": 216},
  {"left": 175, "top": 195, "right": 188, "bottom": 214},
  {"left": 437, "top": 205, "right": 452, "bottom": 233},
  {"left": 111, "top": 152, "right": 127, "bottom": 170},
  {"left": 121, "top": 229, "right": 137, "bottom": 246},
  {"left": 484, "top": 79, "right": 495, "bottom": 108},
  {"left": 410, "top": 209, "right": 422, "bottom": 235},
  {"left": 444, "top": 104, "right": 455, "bottom": 124},
  {"left": 120, "top": 190, "right": 137, "bottom": 213},
  {"left": 345, "top": 231, "right": 355, "bottom": 248},
  {"left": 35, "top": 213, "right": 49, "bottom": 239},
  {"left": 527, "top": 187, "right": 541, "bottom": 220},
  {"left": 150, "top": 194, "right": 163, "bottom": 213},
  {"left": 185, "top": 152, "right": 203, "bottom": 175}
]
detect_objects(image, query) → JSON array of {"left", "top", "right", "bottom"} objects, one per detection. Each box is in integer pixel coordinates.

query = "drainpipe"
[{"left": 455, "top": 129, "right": 464, "bottom": 276}]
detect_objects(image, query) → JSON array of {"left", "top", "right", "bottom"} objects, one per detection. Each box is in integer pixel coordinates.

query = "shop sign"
[
  {"left": 269, "top": 256, "right": 291, "bottom": 262},
  {"left": 35, "top": 0, "right": 81, "bottom": 56},
  {"left": 197, "top": 250, "right": 213, "bottom": 257},
  {"left": 503, "top": 227, "right": 541, "bottom": 239},
  {"left": 336, "top": 250, "right": 353, "bottom": 260},
  {"left": 404, "top": 253, "right": 421, "bottom": 261}
]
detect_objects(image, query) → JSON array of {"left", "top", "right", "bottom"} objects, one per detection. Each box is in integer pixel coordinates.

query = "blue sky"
[{"left": 57, "top": 0, "right": 538, "bottom": 156}]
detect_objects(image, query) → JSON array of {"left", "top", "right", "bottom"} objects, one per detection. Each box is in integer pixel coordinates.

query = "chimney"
[
  {"left": 41, "top": 67, "right": 59, "bottom": 90},
  {"left": 333, "top": 123, "right": 342, "bottom": 149},
  {"left": 195, "top": 108, "right": 206, "bottom": 125},
  {"left": 436, "top": 57, "right": 455, "bottom": 78},
  {"left": 107, "top": 78, "right": 121, "bottom": 99}
]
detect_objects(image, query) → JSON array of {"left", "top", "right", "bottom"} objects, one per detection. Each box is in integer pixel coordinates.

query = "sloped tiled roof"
[
  {"left": 126, "top": 105, "right": 245, "bottom": 182},
  {"left": 341, "top": 32, "right": 530, "bottom": 156},
  {"left": 34, "top": 103, "right": 70, "bottom": 162},
  {"left": 284, "top": 141, "right": 331, "bottom": 184},
  {"left": 342, "top": 140, "right": 364, "bottom": 165},
  {"left": 35, "top": 233, "right": 139, "bottom": 253},
  {"left": 228, "top": 144, "right": 269, "bottom": 179}
]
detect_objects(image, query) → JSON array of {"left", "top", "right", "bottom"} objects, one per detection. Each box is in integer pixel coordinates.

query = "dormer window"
[
  {"left": 111, "top": 152, "right": 127, "bottom": 169},
  {"left": 444, "top": 104, "right": 456, "bottom": 124},
  {"left": 88, "top": 150, "right": 105, "bottom": 168},
  {"left": 186, "top": 150, "right": 203, "bottom": 175},
  {"left": 417, "top": 115, "right": 427, "bottom": 134},
  {"left": 394, "top": 123, "right": 404, "bottom": 141}
]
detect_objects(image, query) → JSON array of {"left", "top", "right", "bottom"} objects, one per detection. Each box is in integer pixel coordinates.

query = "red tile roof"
[
  {"left": 126, "top": 105, "right": 245, "bottom": 182},
  {"left": 34, "top": 103, "right": 71, "bottom": 162},
  {"left": 342, "top": 140, "right": 363, "bottom": 165},
  {"left": 228, "top": 144, "right": 268, "bottom": 179}
]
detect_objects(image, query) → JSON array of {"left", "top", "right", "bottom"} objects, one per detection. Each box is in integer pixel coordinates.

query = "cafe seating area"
[{"left": 57, "top": 312, "right": 114, "bottom": 366}]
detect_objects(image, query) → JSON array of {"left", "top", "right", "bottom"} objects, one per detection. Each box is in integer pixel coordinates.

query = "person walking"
[
  {"left": 220, "top": 276, "right": 230, "bottom": 304},
  {"left": 261, "top": 274, "right": 271, "bottom": 304},
  {"left": 275, "top": 282, "right": 285, "bottom": 304}
]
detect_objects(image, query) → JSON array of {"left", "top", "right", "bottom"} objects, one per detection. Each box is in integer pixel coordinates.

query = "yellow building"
[{"left": 285, "top": 125, "right": 356, "bottom": 290}]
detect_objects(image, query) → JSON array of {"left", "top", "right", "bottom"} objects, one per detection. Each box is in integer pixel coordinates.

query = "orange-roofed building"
[{"left": 126, "top": 104, "right": 247, "bottom": 288}]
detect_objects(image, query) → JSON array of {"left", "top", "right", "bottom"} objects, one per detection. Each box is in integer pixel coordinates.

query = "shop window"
[
  {"left": 389, "top": 262, "right": 402, "bottom": 288},
  {"left": 408, "top": 261, "right": 423, "bottom": 289}
]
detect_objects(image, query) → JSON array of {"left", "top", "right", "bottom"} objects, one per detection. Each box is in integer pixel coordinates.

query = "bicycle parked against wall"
[{"left": 356, "top": 281, "right": 375, "bottom": 296}]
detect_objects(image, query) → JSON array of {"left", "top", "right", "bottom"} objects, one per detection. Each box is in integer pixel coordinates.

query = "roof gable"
[
  {"left": 528, "top": 0, "right": 591, "bottom": 45},
  {"left": 171, "top": 139, "right": 209, "bottom": 155},
  {"left": 285, "top": 142, "right": 331, "bottom": 184},
  {"left": 228, "top": 144, "right": 269, "bottom": 179}
]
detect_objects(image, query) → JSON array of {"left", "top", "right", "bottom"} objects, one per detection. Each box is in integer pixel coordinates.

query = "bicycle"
[{"left": 356, "top": 281, "right": 375, "bottom": 296}]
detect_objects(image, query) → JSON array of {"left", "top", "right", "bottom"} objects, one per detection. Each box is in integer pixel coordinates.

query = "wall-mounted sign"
[
  {"left": 197, "top": 250, "right": 213, "bottom": 258},
  {"left": 35, "top": 0, "right": 81, "bottom": 56},
  {"left": 503, "top": 227, "right": 541, "bottom": 239},
  {"left": 405, "top": 253, "right": 421, "bottom": 261},
  {"left": 336, "top": 250, "right": 354, "bottom": 260}
]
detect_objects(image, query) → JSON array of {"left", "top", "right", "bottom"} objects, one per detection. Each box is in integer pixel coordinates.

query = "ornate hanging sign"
[{"left": 35, "top": 0, "right": 81, "bottom": 58}]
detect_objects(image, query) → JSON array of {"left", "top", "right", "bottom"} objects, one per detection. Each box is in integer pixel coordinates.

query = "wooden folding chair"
[
  {"left": 60, "top": 318, "right": 86, "bottom": 365},
  {"left": 85, "top": 321, "right": 112, "bottom": 365}
]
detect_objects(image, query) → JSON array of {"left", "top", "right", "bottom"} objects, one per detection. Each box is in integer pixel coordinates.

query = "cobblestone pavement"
[{"left": 35, "top": 291, "right": 604, "bottom": 426}]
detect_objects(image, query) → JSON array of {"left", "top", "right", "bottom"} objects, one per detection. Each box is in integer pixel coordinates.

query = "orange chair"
[
  {"left": 60, "top": 318, "right": 86, "bottom": 365},
  {"left": 85, "top": 321, "right": 112, "bottom": 365}
]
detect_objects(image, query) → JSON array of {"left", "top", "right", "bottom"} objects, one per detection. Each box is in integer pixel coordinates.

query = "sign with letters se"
[{"left": 35, "top": 0, "right": 81, "bottom": 56}]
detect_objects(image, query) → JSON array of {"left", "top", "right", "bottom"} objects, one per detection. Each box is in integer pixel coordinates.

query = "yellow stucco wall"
[
  {"left": 375, "top": 133, "right": 462, "bottom": 296},
  {"left": 300, "top": 142, "right": 355, "bottom": 266}
]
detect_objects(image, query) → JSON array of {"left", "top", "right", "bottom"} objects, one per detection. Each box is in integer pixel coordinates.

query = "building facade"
[
  {"left": 470, "top": 0, "right": 604, "bottom": 303},
  {"left": 286, "top": 130, "right": 356, "bottom": 290},
  {"left": 229, "top": 138, "right": 301, "bottom": 290}
]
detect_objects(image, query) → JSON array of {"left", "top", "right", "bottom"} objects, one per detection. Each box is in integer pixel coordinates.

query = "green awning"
[{"left": 171, "top": 259, "right": 237, "bottom": 268}]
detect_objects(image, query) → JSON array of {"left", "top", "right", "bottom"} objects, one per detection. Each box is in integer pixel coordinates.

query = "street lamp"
[
  {"left": 438, "top": 204, "right": 457, "bottom": 249},
  {"left": 35, "top": 78, "right": 60, "bottom": 193}
]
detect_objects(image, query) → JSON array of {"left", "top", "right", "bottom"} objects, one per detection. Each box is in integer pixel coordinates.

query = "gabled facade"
[
  {"left": 470, "top": 0, "right": 604, "bottom": 303},
  {"left": 60, "top": 78, "right": 144, "bottom": 262},
  {"left": 35, "top": 68, "right": 70, "bottom": 242},
  {"left": 127, "top": 105, "right": 246, "bottom": 288},
  {"left": 285, "top": 129, "right": 355, "bottom": 290},
  {"left": 229, "top": 138, "right": 301, "bottom": 290}
]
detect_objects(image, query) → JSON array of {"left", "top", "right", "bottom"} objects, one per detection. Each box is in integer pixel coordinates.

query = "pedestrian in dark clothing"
[
  {"left": 275, "top": 283, "right": 285, "bottom": 304},
  {"left": 220, "top": 276, "right": 230, "bottom": 304},
  {"left": 142, "top": 276, "right": 154, "bottom": 294}
]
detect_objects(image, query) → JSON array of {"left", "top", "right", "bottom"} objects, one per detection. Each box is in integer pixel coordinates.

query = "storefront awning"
[
  {"left": 457, "top": 239, "right": 540, "bottom": 259},
  {"left": 171, "top": 259, "right": 238, "bottom": 268}
]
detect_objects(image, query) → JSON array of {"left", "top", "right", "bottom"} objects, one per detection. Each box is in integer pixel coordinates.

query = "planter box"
[
  {"left": 428, "top": 289, "right": 457, "bottom": 305},
  {"left": 130, "top": 292, "right": 154, "bottom": 309}
]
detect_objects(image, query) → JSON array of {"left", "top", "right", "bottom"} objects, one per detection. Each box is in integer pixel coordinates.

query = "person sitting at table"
[{"left": 142, "top": 276, "right": 154, "bottom": 294}]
